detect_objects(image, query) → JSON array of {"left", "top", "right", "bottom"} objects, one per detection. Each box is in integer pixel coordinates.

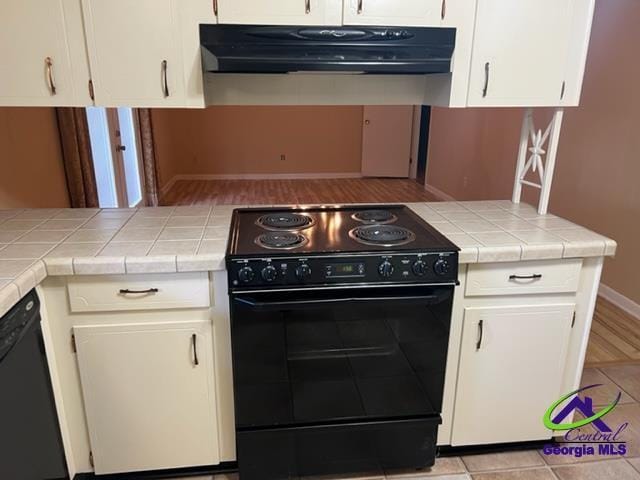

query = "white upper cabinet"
[
  {"left": 74, "top": 320, "right": 220, "bottom": 474},
  {"left": 343, "top": 0, "right": 444, "bottom": 26},
  {"left": 467, "top": 0, "right": 583, "bottom": 107},
  {"left": 0, "top": 0, "right": 91, "bottom": 106},
  {"left": 217, "top": 0, "right": 343, "bottom": 25},
  {"left": 82, "top": 0, "right": 214, "bottom": 107},
  {"left": 82, "top": 0, "right": 184, "bottom": 107}
]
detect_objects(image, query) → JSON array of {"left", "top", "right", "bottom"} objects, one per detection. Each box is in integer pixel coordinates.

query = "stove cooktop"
[
  {"left": 227, "top": 204, "right": 457, "bottom": 257},
  {"left": 226, "top": 205, "right": 459, "bottom": 289}
]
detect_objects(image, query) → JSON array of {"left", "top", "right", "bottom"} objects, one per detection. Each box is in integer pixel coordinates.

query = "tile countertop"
[{"left": 0, "top": 201, "right": 617, "bottom": 317}]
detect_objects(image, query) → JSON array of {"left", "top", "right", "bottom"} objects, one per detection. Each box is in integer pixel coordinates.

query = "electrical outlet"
[
  {"left": 463, "top": 176, "right": 469, "bottom": 188},
  {"left": 280, "top": 154, "right": 286, "bottom": 161}
]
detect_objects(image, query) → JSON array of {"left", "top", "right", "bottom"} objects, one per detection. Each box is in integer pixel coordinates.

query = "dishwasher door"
[{"left": 0, "top": 290, "right": 68, "bottom": 480}]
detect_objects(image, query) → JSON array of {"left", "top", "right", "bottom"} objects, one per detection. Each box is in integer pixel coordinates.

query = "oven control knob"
[
  {"left": 378, "top": 260, "right": 394, "bottom": 278},
  {"left": 295, "top": 264, "right": 312, "bottom": 280},
  {"left": 238, "top": 266, "right": 255, "bottom": 283},
  {"left": 412, "top": 260, "right": 428, "bottom": 276},
  {"left": 261, "top": 265, "right": 278, "bottom": 282},
  {"left": 434, "top": 259, "right": 451, "bottom": 276}
]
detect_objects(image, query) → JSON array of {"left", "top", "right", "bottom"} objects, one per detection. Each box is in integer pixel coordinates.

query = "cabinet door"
[
  {"left": 82, "top": 0, "right": 186, "bottom": 107},
  {"left": 217, "top": 0, "right": 342, "bottom": 25},
  {"left": 74, "top": 321, "right": 219, "bottom": 474},
  {"left": 467, "top": 0, "right": 574, "bottom": 106},
  {"left": 0, "top": 0, "right": 75, "bottom": 105},
  {"left": 343, "top": 0, "right": 443, "bottom": 27},
  {"left": 451, "top": 304, "right": 574, "bottom": 446}
]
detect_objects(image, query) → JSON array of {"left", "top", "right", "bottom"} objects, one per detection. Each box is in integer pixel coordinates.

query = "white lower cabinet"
[
  {"left": 451, "top": 304, "right": 574, "bottom": 446},
  {"left": 73, "top": 320, "right": 220, "bottom": 474}
]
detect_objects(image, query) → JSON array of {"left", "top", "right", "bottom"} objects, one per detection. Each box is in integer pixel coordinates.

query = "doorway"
[
  {"left": 86, "top": 107, "right": 144, "bottom": 208},
  {"left": 361, "top": 106, "right": 416, "bottom": 178}
]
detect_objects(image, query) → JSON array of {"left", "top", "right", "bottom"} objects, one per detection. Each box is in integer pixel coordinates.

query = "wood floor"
[
  {"left": 161, "top": 178, "right": 439, "bottom": 205},
  {"left": 585, "top": 297, "right": 640, "bottom": 367},
  {"left": 161, "top": 177, "right": 639, "bottom": 368}
]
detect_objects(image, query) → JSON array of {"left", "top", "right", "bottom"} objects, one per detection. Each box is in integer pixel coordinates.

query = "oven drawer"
[
  {"left": 237, "top": 417, "right": 439, "bottom": 480},
  {"left": 67, "top": 272, "right": 210, "bottom": 313},
  {"left": 465, "top": 259, "right": 582, "bottom": 297}
]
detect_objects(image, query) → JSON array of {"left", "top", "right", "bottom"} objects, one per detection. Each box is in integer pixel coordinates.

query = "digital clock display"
[
  {"left": 335, "top": 264, "right": 356, "bottom": 274},
  {"left": 326, "top": 262, "right": 365, "bottom": 278}
]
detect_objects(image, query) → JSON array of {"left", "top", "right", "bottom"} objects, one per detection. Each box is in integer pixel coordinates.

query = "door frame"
[{"left": 91, "top": 107, "right": 146, "bottom": 208}]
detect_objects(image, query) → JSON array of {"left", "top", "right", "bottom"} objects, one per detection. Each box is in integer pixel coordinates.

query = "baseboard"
[
  {"left": 598, "top": 284, "right": 640, "bottom": 320},
  {"left": 424, "top": 183, "right": 456, "bottom": 202},
  {"left": 159, "top": 175, "right": 179, "bottom": 198}
]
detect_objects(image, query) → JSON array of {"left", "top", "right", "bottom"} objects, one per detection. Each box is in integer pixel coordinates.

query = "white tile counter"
[{"left": 0, "top": 201, "right": 616, "bottom": 317}]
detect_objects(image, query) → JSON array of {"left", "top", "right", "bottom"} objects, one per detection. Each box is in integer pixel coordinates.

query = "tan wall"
[
  {"left": 152, "top": 106, "right": 364, "bottom": 189},
  {"left": 427, "top": 0, "right": 640, "bottom": 304},
  {"left": 0, "top": 108, "right": 70, "bottom": 208}
]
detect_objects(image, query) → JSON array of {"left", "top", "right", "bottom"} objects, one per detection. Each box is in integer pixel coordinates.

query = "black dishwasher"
[{"left": 0, "top": 289, "right": 68, "bottom": 480}]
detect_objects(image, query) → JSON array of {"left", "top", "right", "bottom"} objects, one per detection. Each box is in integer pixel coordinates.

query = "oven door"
[
  {"left": 231, "top": 285, "right": 453, "bottom": 428},
  {"left": 230, "top": 285, "right": 454, "bottom": 478}
]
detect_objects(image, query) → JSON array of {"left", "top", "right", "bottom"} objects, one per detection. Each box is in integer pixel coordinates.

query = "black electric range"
[
  {"left": 226, "top": 204, "right": 459, "bottom": 289},
  {"left": 225, "top": 205, "right": 459, "bottom": 479}
]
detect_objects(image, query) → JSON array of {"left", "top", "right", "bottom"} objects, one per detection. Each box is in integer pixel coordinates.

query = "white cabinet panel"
[
  {"left": 468, "top": 0, "right": 574, "bottom": 106},
  {"left": 0, "top": 0, "right": 85, "bottom": 106},
  {"left": 217, "top": 0, "right": 343, "bottom": 25},
  {"left": 451, "top": 304, "right": 574, "bottom": 446},
  {"left": 465, "top": 259, "right": 582, "bottom": 297},
  {"left": 67, "top": 272, "right": 210, "bottom": 313},
  {"left": 343, "top": 0, "right": 443, "bottom": 27},
  {"left": 82, "top": 0, "right": 187, "bottom": 107},
  {"left": 74, "top": 321, "right": 219, "bottom": 474}
]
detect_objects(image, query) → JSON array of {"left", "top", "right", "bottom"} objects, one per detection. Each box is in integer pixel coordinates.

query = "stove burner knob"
[
  {"left": 378, "top": 260, "right": 394, "bottom": 278},
  {"left": 412, "top": 260, "right": 428, "bottom": 276},
  {"left": 238, "top": 266, "right": 255, "bottom": 283},
  {"left": 261, "top": 265, "right": 278, "bottom": 282},
  {"left": 295, "top": 264, "right": 312, "bottom": 280},
  {"left": 434, "top": 259, "right": 451, "bottom": 276}
]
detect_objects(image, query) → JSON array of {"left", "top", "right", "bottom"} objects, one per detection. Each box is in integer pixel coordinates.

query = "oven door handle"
[{"left": 234, "top": 294, "right": 442, "bottom": 309}]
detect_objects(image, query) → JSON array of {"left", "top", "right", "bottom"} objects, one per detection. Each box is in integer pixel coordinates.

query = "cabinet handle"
[
  {"left": 357, "top": 0, "right": 363, "bottom": 14},
  {"left": 161, "top": 60, "right": 169, "bottom": 98},
  {"left": 561, "top": 80, "right": 566, "bottom": 100},
  {"left": 509, "top": 274, "right": 542, "bottom": 281},
  {"left": 482, "top": 62, "right": 490, "bottom": 98},
  {"left": 441, "top": 0, "right": 446, "bottom": 20},
  {"left": 476, "top": 319, "right": 484, "bottom": 351},
  {"left": 213, "top": 0, "right": 218, "bottom": 16},
  {"left": 118, "top": 288, "right": 159, "bottom": 295},
  {"left": 191, "top": 334, "right": 199, "bottom": 366},
  {"left": 45, "top": 57, "right": 57, "bottom": 95},
  {"left": 305, "top": 0, "right": 311, "bottom": 14}
]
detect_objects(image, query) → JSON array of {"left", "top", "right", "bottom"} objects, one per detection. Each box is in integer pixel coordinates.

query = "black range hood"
[{"left": 200, "top": 25, "right": 456, "bottom": 75}]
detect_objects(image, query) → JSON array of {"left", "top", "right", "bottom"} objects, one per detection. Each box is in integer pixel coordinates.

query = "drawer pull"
[
  {"left": 118, "top": 288, "right": 159, "bottom": 295},
  {"left": 192, "top": 334, "right": 199, "bottom": 366},
  {"left": 357, "top": 0, "right": 363, "bottom": 14},
  {"left": 476, "top": 319, "right": 484, "bottom": 351},
  {"left": 509, "top": 274, "right": 543, "bottom": 281}
]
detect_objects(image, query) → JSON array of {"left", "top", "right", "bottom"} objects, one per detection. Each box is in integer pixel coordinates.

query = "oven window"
[{"left": 231, "top": 287, "right": 453, "bottom": 429}]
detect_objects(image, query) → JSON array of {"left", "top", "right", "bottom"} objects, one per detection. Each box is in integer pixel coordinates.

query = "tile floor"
[{"left": 171, "top": 365, "right": 640, "bottom": 480}]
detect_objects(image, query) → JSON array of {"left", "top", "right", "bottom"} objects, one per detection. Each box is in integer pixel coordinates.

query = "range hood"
[{"left": 200, "top": 25, "right": 456, "bottom": 75}]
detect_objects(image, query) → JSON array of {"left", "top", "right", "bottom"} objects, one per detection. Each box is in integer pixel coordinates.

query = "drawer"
[
  {"left": 67, "top": 272, "right": 210, "bottom": 313},
  {"left": 465, "top": 259, "right": 582, "bottom": 297}
]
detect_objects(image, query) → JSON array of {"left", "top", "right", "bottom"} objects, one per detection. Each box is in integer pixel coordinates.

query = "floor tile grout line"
[{"left": 596, "top": 366, "right": 640, "bottom": 403}]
